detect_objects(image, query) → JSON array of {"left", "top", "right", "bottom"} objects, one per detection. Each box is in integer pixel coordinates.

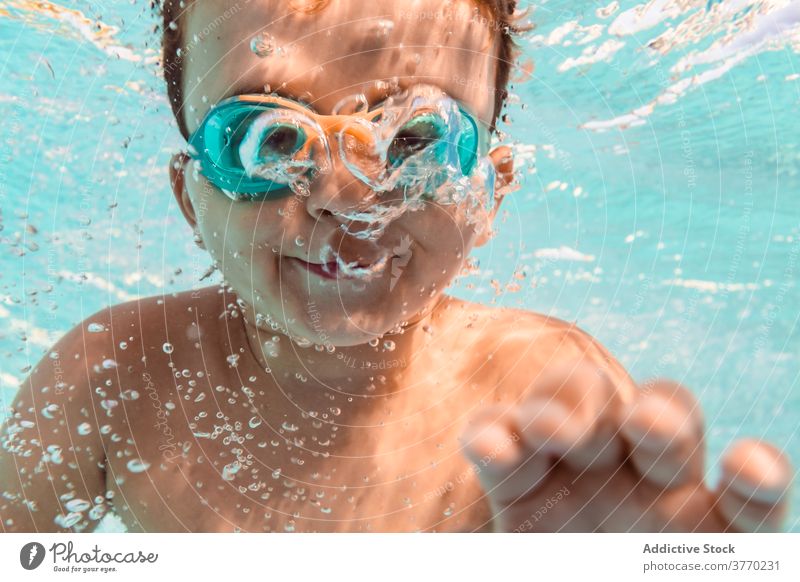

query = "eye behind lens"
[{"left": 387, "top": 113, "right": 448, "bottom": 168}]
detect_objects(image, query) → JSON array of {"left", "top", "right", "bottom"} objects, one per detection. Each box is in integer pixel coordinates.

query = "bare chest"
[{"left": 102, "top": 365, "right": 494, "bottom": 532}]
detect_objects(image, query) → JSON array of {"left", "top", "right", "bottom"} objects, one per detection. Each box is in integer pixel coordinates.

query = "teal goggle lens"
[
  {"left": 188, "top": 100, "right": 303, "bottom": 199},
  {"left": 386, "top": 110, "right": 478, "bottom": 177},
  {"left": 187, "top": 97, "right": 480, "bottom": 200}
]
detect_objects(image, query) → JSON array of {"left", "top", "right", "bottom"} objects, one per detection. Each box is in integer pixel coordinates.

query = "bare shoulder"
[
  {"left": 0, "top": 286, "right": 231, "bottom": 532},
  {"left": 72, "top": 285, "right": 247, "bottom": 416},
  {"left": 98, "top": 285, "right": 229, "bottom": 349},
  {"left": 77, "top": 285, "right": 235, "bottom": 367},
  {"left": 441, "top": 297, "right": 637, "bottom": 403}
]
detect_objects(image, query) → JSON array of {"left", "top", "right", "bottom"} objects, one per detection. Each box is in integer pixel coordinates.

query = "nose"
[{"left": 303, "top": 126, "right": 381, "bottom": 222}]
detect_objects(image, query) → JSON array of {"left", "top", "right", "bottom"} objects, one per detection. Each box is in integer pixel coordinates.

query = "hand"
[{"left": 459, "top": 361, "right": 793, "bottom": 532}]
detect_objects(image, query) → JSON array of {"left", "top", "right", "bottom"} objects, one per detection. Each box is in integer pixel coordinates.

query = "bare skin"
[
  {"left": 0, "top": 288, "right": 790, "bottom": 532},
  {"left": 0, "top": 286, "right": 629, "bottom": 533},
  {"left": 0, "top": 0, "right": 792, "bottom": 532}
]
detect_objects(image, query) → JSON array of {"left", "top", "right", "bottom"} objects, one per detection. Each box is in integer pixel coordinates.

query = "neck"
[{"left": 238, "top": 293, "right": 452, "bottom": 402}]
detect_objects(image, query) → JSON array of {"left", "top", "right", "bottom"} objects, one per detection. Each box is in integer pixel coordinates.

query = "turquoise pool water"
[{"left": 1, "top": 0, "right": 798, "bottom": 531}]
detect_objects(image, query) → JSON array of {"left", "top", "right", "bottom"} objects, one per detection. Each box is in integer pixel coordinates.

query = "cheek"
[
  {"left": 402, "top": 203, "right": 479, "bottom": 256},
  {"left": 396, "top": 204, "right": 477, "bottom": 288},
  {"left": 187, "top": 176, "right": 290, "bottom": 258}
]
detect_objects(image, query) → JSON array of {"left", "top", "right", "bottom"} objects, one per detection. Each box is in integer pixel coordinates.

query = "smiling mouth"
[
  {"left": 291, "top": 257, "right": 342, "bottom": 280},
  {"left": 289, "top": 251, "right": 392, "bottom": 281}
]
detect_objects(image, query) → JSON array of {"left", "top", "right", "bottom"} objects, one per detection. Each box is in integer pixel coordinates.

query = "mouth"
[
  {"left": 289, "top": 248, "right": 393, "bottom": 281},
  {"left": 290, "top": 257, "right": 343, "bottom": 280}
]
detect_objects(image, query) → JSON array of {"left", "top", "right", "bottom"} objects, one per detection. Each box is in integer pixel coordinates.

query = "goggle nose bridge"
[{"left": 292, "top": 107, "right": 387, "bottom": 166}]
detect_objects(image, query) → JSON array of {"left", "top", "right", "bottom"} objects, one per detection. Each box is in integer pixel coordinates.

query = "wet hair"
[{"left": 159, "top": 0, "right": 527, "bottom": 140}]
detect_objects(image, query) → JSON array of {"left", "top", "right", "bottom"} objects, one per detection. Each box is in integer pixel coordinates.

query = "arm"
[
  {"left": 0, "top": 316, "right": 110, "bottom": 532},
  {"left": 461, "top": 319, "right": 792, "bottom": 532}
]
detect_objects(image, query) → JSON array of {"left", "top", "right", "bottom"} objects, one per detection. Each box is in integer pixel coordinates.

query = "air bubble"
[
  {"left": 162, "top": 342, "right": 174, "bottom": 354},
  {"left": 222, "top": 462, "right": 241, "bottom": 481},
  {"left": 65, "top": 499, "right": 91, "bottom": 513},
  {"left": 41, "top": 404, "right": 59, "bottom": 419},
  {"left": 54, "top": 512, "right": 82, "bottom": 528},
  {"left": 126, "top": 459, "right": 151, "bottom": 473},
  {"left": 250, "top": 33, "right": 275, "bottom": 57}
]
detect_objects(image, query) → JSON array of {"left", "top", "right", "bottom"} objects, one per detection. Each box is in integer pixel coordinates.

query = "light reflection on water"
[{"left": 0, "top": 0, "right": 797, "bottom": 531}]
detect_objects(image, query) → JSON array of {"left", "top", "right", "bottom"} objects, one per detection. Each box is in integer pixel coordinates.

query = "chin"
[{"left": 292, "top": 307, "right": 402, "bottom": 348}]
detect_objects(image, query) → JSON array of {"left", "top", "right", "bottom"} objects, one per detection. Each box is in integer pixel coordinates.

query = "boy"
[{"left": 0, "top": 0, "right": 791, "bottom": 533}]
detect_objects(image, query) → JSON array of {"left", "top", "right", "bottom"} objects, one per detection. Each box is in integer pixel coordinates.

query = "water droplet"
[
  {"left": 88, "top": 504, "right": 107, "bottom": 520},
  {"left": 222, "top": 462, "right": 241, "bottom": 481},
  {"left": 77, "top": 422, "right": 93, "bottom": 436},
  {"left": 162, "top": 342, "right": 174, "bottom": 354},
  {"left": 87, "top": 323, "right": 106, "bottom": 333},
  {"left": 100, "top": 399, "right": 118, "bottom": 413},
  {"left": 375, "top": 18, "right": 395, "bottom": 37},
  {"left": 47, "top": 445, "right": 63, "bottom": 464},
  {"left": 293, "top": 336, "right": 312, "bottom": 348},
  {"left": 41, "top": 404, "right": 59, "bottom": 419},
  {"left": 54, "top": 512, "right": 82, "bottom": 528},
  {"left": 65, "top": 498, "right": 91, "bottom": 513},
  {"left": 127, "top": 459, "right": 151, "bottom": 473},
  {"left": 250, "top": 33, "right": 275, "bottom": 57}
]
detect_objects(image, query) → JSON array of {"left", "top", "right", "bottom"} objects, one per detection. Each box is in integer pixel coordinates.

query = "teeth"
[{"left": 315, "top": 243, "right": 391, "bottom": 280}]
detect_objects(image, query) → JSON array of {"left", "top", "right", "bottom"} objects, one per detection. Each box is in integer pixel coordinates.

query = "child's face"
[{"left": 173, "top": 0, "right": 511, "bottom": 346}]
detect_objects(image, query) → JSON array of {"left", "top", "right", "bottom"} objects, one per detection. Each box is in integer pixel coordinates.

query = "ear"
[
  {"left": 169, "top": 152, "right": 205, "bottom": 249},
  {"left": 474, "top": 144, "right": 515, "bottom": 248}
]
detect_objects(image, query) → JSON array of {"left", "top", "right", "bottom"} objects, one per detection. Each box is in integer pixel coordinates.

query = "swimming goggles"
[{"left": 186, "top": 84, "right": 482, "bottom": 201}]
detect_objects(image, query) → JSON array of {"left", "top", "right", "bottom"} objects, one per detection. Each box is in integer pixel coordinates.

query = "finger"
[
  {"left": 459, "top": 404, "right": 549, "bottom": 505},
  {"left": 619, "top": 380, "right": 705, "bottom": 489},
  {"left": 515, "top": 360, "right": 624, "bottom": 471},
  {"left": 715, "top": 439, "right": 793, "bottom": 532}
]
